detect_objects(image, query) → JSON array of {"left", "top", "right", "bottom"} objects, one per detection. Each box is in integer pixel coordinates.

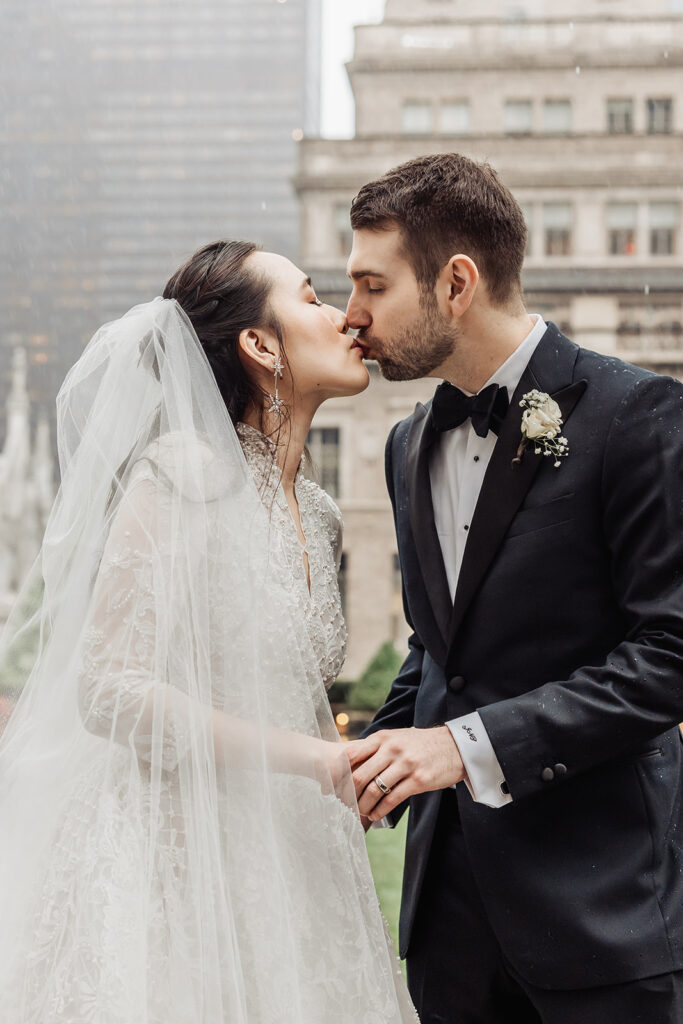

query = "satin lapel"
[
  {"left": 446, "top": 327, "right": 587, "bottom": 654},
  {"left": 406, "top": 405, "right": 452, "bottom": 656}
]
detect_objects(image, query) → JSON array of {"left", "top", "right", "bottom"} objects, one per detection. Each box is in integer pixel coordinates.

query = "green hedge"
[{"left": 349, "top": 641, "right": 403, "bottom": 712}]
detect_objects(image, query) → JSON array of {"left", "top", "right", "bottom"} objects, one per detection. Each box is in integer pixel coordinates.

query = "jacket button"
[
  {"left": 448, "top": 675, "right": 466, "bottom": 693},
  {"left": 554, "top": 763, "right": 568, "bottom": 776},
  {"left": 541, "top": 767, "right": 555, "bottom": 782}
]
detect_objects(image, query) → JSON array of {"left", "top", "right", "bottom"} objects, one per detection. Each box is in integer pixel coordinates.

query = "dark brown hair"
[
  {"left": 163, "top": 239, "right": 283, "bottom": 426},
  {"left": 350, "top": 153, "right": 527, "bottom": 306}
]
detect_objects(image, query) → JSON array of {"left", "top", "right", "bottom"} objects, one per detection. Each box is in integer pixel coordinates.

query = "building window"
[
  {"left": 503, "top": 6, "right": 527, "bottom": 40},
  {"left": 607, "top": 98, "right": 633, "bottom": 134},
  {"left": 543, "top": 203, "right": 572, "bottom": 256},
  {"left": 401, "top": 101, "right": 433, "bottom": 134},
  {"left": 504, "top": 100, "right": 532, "bottom": 134},
  {"left": 649, "top": 202, "right": 679, "bottom": 255},
  {"left": 617, "top": 319, "right": 642, "bottom": 339},
  {"left": 607, "top": 203, "right": 638, "bottom": 255},
  {"left": 334, "top": 203, "right": 353, "bottom": 258},
  {"left": 440, "top": 100, "right": 470, "bottom": 134},
  {"left": 543, "top": 100, "right": 571, "bottom": 134},
  {"left": 519, "top": 202, "right": 534, "bottom": 256},
  {"left": 647, "top": 98, "right": 673, "bottom": 134},
  {"left": 307, "top": 427, "right": 340, "bottom": 499}
]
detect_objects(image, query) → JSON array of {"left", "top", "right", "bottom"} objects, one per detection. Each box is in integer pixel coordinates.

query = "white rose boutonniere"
[{"left": 513, "top": 389, "right": 569, "bottom": 468}]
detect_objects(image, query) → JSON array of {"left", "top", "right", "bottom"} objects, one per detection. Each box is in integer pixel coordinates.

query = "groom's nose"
[{"left": 346, "top": 293, "right": 371, "bottom": 331}]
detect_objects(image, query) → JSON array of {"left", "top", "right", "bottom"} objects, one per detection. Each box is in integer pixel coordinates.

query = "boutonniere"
[{"left": 513, "top": 389, "right": 569, "bottom": 469}]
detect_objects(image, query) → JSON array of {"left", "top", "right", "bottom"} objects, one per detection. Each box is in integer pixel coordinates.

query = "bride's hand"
[
  {"left": 272, "top": 731, "right": 355, "bottom": 802},
  {"left": 263, "top": 726, "right": 362, "bottom": 808},
  {"left": 309, "top": 737, "right": 354, "bottom": 797}
]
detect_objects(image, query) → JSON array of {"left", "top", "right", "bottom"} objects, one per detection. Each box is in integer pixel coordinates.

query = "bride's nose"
[{"left": 322, "top": 303, "right": 349, "bottom": 335}]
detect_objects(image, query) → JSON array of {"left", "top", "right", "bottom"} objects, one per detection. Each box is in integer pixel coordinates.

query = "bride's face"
[{"left": 247, "top": 251, "right": 370, "bottom": 404}]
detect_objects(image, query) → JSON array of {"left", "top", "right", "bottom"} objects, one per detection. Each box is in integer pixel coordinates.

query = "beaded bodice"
[{"left": 236, "top": 422, "right": 347, "bottom": 690}]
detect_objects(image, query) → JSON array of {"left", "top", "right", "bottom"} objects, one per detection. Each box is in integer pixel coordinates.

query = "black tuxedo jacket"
[{"left": 366, "top": 324, "right": 683, "bottom": 990}]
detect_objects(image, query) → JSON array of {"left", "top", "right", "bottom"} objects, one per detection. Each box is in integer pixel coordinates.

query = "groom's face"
[{"left": 346, "top": 227, "right": 458, "bottom": 381}]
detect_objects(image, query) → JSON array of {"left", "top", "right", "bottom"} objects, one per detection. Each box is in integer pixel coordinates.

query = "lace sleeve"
[{"left": 77, "top": 469, "right": 209, "bottom": 771}]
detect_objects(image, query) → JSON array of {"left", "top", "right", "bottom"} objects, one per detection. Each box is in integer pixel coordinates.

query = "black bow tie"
[{"left": 431, "top": 381, "right": 510, "bottom": 438}]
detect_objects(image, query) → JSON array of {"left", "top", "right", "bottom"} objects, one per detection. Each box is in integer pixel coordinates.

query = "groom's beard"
[{"left": 359, "top": 294, "right": 458, "bottom": 382}]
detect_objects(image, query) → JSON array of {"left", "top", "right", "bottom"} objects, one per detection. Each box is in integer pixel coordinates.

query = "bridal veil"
[{"left": 0, "top": 298, "right": 416, "bottom": 1022}]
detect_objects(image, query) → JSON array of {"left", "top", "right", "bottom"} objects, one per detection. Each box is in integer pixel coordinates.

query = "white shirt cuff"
[
  {"left": 446, "top": 712, "right": 512, "bottom": 809},
  {"left": 370, "top": 816, "right": 393, "bottom": 829}
]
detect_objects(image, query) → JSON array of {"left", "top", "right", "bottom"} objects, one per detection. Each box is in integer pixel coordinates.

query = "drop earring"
[{"left": 267, "top": 355, "right": 285, "bottom": 417}]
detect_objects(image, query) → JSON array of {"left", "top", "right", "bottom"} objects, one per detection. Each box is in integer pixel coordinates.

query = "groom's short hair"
[{"left": 350, "top": 153, "right": 527, "bottom": 307}]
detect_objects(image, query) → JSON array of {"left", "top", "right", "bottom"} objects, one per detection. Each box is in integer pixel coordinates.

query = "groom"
[{"left": 344, "top": 153, "right": 683, "bottom": 1022}]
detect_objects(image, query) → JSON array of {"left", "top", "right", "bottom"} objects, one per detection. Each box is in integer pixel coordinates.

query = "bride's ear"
[{"left": 238, "top": 328, "right": 279, "bottom": 374}]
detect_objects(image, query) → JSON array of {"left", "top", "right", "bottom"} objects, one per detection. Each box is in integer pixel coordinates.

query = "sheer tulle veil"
[{"left": 0, "top": 298, "right": 416, "bottom": 1022}]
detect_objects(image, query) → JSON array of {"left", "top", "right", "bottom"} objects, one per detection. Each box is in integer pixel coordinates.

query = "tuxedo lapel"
[
  {"left": 405, "top": 405, "right": 452, "bottom": 656},
  {"left": 446, "top": 327, "right": 587, "bottom": 655}
]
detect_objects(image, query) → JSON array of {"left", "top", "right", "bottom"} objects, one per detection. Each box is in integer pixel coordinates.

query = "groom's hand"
[{"left": 345, "top": 727, "right": 466, "bottom": 821}]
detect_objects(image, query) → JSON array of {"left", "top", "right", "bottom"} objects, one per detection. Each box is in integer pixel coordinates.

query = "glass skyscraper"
[{"left": 0, "top": 0, "right": 322, "bottom": 432}]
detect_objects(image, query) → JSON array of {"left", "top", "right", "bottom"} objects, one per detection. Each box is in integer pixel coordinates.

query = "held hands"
[
  {"left": 268, "top": 729, "right": 355, "bottom": 805},
  {"left": 306, "top": 736, "right": 357, "bottom": 806},
  {"left": 345, "top": 726, "right": 466, "bottom": 821}
]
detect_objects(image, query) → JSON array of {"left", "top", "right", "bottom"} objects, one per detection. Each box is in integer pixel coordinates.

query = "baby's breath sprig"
[{"left": 512, "top": 390, "right": 569, "bottom": 469}]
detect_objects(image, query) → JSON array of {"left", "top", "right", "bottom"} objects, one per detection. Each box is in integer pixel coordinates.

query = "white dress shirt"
[{"left": 430, "top": 315, "right": 547, "bottom": 809}]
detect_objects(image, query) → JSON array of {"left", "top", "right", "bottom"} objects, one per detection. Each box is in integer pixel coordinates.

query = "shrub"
[{"left": 349, "top": 641, "right": 402, "bottom": 712}]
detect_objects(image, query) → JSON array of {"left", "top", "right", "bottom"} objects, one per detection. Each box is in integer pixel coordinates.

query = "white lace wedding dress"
[{"left": 0, "top": 395, "right": 418, "bottom": 1023}]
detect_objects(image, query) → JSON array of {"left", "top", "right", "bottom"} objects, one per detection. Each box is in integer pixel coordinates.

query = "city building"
[
  {"left": 297, "top": 0, "right": 683, "bottom": 677},
  {"left": 0, "top": 0, "right": 322, "bottom": 438}
]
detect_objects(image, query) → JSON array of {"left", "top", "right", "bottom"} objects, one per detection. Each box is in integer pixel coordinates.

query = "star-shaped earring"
[
  {"left": 268, "top": 354, "right": 285, "bottom": 417},
  {"left": 267, "top": 393, "right": 285, "bottom": 416}
]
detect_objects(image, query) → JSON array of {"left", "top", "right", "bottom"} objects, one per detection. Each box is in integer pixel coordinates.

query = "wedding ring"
[{"left": 374, "top": 774, "right": 392, "bottom": 795}]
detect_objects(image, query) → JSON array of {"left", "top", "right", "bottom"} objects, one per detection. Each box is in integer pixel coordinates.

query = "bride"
[{"left": 0, "top": 240, "right": 418, "bottom": 1023}]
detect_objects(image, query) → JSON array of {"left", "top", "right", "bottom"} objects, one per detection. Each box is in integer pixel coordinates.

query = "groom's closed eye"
[{"left": 362, "top": 279, "right": 387, "bottom": 294}]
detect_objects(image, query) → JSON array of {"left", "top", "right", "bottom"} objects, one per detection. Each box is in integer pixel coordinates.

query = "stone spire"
[
  {"left": 0, "top": 348, "right": 55, "bottom": 620},
  {"left": 1, "top": 349, "right": 31, "bottom": 518}
]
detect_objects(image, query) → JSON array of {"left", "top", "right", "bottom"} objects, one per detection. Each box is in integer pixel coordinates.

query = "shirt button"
[
  {"left": 473, "top": 455, "right": 480, "bottom": 462},
  {"left": 464, "top": 524, "right": 469, "bottom": 531}
]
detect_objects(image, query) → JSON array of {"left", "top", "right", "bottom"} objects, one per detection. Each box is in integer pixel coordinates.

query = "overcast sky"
[{"left": 320, "top": 0, "right": 386, "bottom": 138}]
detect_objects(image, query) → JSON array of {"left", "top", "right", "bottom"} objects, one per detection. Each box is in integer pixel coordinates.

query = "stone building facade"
[{"left": 297, "top": 0, "right": 683, "bottom": 678}]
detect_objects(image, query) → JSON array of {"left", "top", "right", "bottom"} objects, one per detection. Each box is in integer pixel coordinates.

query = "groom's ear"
[{"left": 442, "top": 254, "right": 479, "bottom": 319}]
